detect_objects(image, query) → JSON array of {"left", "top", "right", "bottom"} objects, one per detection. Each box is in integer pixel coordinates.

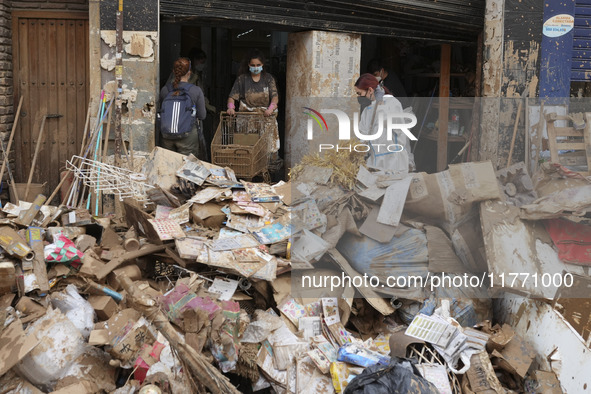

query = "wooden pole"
[
  {"left": 114, "top": 0, "right": 124, "bottom": 167},
  {"left": 437, "top": 43, "right": 451, "bottom": 172},
  {"left": 0, "top": 96, "right": 24, "bottom": 192},
  {"left": 24, "top": 115, "right": 48, "bottom": 201},
  {"left": 507, "top": 98, "right": 524, "bottom": 168},
  {"left": 45, "top": 103, "right": 93, "bottom": 206},
  {"left": 118, "top": 274, "right": 241, "bottom": 394}
]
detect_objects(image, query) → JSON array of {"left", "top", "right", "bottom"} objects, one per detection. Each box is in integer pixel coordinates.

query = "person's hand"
[
  {"left": 227, "top": 108, "right": 235, "bottom": 116},
  {"left": 264, "top": 108, "right": 273, "bottom": 117}
]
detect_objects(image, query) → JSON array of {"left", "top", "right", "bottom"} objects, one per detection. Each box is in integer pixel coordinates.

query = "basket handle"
[{"left": 234, "top": 148, "right": 249, "bottom": 155}]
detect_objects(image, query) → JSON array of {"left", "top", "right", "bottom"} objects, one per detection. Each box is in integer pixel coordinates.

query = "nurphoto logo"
[{"left": 303, "top": 107, "right": 418, "bottom": 153}]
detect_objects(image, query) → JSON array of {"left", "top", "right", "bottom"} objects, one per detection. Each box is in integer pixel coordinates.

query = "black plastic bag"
[{"left": 344, "top": 357, "right": 441, "bottom": 394}]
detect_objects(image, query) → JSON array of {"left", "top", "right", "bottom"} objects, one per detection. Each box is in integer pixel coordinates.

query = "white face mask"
[{"left": 375, "top": 76, "right": 382, "bottom": 82}]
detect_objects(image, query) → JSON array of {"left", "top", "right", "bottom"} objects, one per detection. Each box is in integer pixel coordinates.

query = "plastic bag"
[
  {"left": 337, "top": 342, "right": 390, "bottom": 368},
  {"left": 344, "top": 357, "right": 440, "bottom": 394},
  {"left": 50, "top": 284, "right": 95, "bottom": 339}
]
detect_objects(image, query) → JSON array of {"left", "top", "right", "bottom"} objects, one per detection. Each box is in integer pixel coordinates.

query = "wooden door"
[{"left": 12, "top": 12, "right": 89, "bottom": 199}]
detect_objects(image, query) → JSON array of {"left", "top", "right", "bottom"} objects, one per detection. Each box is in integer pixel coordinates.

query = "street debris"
[{"left": 0, "top": 142, "right": 586, "bottom": 394}]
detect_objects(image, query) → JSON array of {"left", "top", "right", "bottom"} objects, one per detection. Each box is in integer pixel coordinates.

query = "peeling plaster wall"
[
  {"left": 498, "top": 0, "right": 542, "bottom": 168},
  {"left": 285, "top": 31, "right": 361, "bottom": 168},
  {"left": 480, "top": 0, "right": 543, "bottom": 169},
  {"left": 92, "top": 0, "right": 158, "bottom": 155},
  {"left": 479, "top": 0, "right": 505, "bottom": 166}
]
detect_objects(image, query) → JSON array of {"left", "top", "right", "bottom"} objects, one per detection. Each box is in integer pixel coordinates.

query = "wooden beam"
[{"left": 437, "top": 43, "right": 451, "bottom": 171}]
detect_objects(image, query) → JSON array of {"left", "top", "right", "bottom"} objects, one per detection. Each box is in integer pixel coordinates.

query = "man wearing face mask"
[{"left": 367, "top": 58, "right": 408, "bottom": 109}]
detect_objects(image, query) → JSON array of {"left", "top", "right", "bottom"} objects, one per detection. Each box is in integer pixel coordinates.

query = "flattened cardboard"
[
  {"left": 274, "top": 181, "right": 305, "bottom": 206},
  {"left": 175, "top": 154, "right": 211, "bottom": 186},
  {"left": 425, "top": 225, "right": 466, "bottom": 274},
  {"left": 491, "top": 334, "right": 535, "bottom": 378},
  {"left": 122, "top": 199, "right": 161, "bottom": 244},
  {"left": 465, "top": 350, "right": 504, "bottom": 393},
  {"left": 529, "top": 370, "right": 563, "bottom": 394},
  {"left": 147, "top": 218, "right": 185, "bottom": 241},
  {"left": 141, "top": 146, "right": 186, "bottom": 191},
  {"left": 377, "top": 176, "right": 412, "bottom": 227},
  {"left": 175, "top": 236, "right": 208, "bottom": 260},
  {"left": 0, "top": 320, "right": 39, "bottom": 375},
  {"left": 327, "top": 249, "right": 396, "bottom": 316},
  {"left": 359, "top": 205, "right": 396, "bottom": 243}
]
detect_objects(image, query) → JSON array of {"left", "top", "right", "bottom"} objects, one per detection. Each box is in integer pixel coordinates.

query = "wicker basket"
[
  {"left": 406, "top": 343, "right": 462, "bottom": 394},
  {"left": 211, "top": 112, "right": 270, "bottom": 180}
]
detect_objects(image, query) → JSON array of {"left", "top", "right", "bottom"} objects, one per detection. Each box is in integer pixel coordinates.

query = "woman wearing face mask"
[
  {"left": 354, "top": 73, "right": 413, "bottom": 173},
  {"left": 226, "top": 49, "right": 279, "bottom": 118},
  {"left": 226, "top": 49, "right": 281, "bottom": 160}
]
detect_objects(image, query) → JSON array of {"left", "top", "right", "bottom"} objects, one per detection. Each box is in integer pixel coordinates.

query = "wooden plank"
[
  {"left": 66, "top": 19, "right": 77, "bottom": 187},
  {"left": 437, "top": 43, "right": 451, "bottom": 172},
  {"left": 94, "top": 244, "right": 168, "bottom": 281},
  {"left": 47, "top": 19, "right": 59, "bottom": 184},
  {"left": 25, "top": 20, "right": 39, "bottom": 183},
  {"left": 554, "top": 127, "right": 584, "bottom": 137},
  {"left": 546, "top": 118, "right": 560, "bottom": 163},
  {"left": 37, "top": 18, "right": 49, "bottom": 188},
  {"left": 75, "top": 19, "right": 87, "bottom": 177},
  {"left": 13, "top": 16, "right": 26, "bottom": 182},
  {"left": 57, "top": 19, "right": 68, "bottom": 171},
  {"left": 554, "top": 142, "right": 587, "bottom": 150}
]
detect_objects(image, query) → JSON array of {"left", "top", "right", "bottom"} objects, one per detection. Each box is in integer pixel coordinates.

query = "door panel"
[{"left": 12, "top": 12, "right": 89, "bottom": 199}]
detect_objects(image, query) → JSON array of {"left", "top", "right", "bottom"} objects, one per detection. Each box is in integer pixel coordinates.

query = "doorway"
[{"left": 12, "top": 11, "right": 89, "bottom": 197}]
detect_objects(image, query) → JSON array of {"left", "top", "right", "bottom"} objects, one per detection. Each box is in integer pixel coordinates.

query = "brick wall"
[
  {"left": 0, "top": 0, "right": 12, "bottom": 138},
  {"left": 0, "top": 0, "right": 88, "bottom": 186}
]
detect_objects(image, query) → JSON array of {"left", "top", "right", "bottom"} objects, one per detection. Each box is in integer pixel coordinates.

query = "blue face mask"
[{"left": 249, "top": 66, "right": 263, "bottom": 75}]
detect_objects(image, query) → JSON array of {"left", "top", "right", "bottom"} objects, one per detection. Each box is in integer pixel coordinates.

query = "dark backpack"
[{"left": 158, "top": 83, "right": 195, "bottom": 137}]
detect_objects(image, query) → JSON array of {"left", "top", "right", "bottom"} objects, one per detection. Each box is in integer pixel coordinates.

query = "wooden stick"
[
  {"left": 507, "top": 98, "right": 524, "bottom": 168},
  {"left": 45, "top": 103, "right": 93, "bottom": 206},
  {"left": 95, "top": 244, "right": 167, "bottom": 280},
  {"left": 24, "top": 115, "right": 48, "bottom": 201},
  {"left": 0, "top": 96, "right": 24, "bottom": 192},
  {"left": 118, "top": 274, "right": 240, "bottom": 394},
  {"left": 102, "top": 95, "right": 114, "bottom": 160}
]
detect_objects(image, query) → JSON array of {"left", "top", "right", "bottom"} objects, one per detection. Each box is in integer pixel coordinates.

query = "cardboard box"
[
  {"left": 61, "top": 209, "right": 93, "bottom": 226},
  {"left": 88, "top": 295, "right": 118, "bottom": 321},
  {"left": 233, "top": 133, "right": 260, "bottom": 146},
  {"left": 190, "top": 202, "right": 226, "bottom": 228},
  {"left": 405, "top": 161, "right": 501, "bottom": 229}
]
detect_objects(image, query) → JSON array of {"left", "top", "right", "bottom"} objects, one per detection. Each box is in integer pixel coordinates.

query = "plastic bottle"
[{"left": 449, "top": 110, "right": 460, "bottom": 136}]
